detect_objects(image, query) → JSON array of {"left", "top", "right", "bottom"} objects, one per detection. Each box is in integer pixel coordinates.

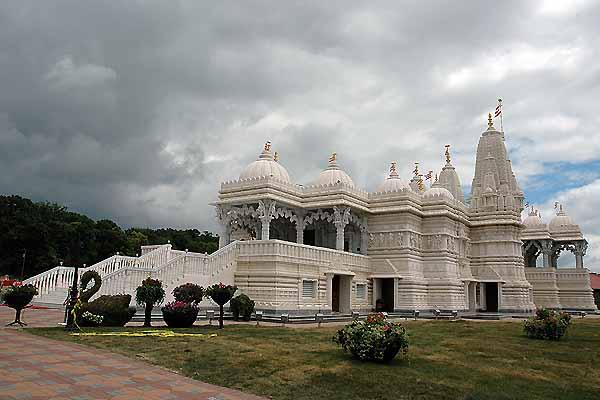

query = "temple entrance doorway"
[
  {"left": 484, "top": 282, "right": 499, "bottom": 312},
  {"left": 332, "top": 275, "right": 340, "bottom": 312},
  {"left": 373, "top": 278, "right": 395, "bottom": 312},
  {"left": 330, "top": 274, "right": 352, "bottom": 313}
]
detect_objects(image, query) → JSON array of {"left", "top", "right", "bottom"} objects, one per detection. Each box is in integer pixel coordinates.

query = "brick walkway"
[{"left": 0, "top": 307, "right": 265, "bottom": 400}]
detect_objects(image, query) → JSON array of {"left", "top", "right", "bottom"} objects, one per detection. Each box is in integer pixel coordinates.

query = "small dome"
[
  {"left": 313, "top": 153, "right": 354, "bottom": 187},
  {"left": 376, "top": 162, "right": 411, "bottom": 192},
  {"left": 423, "top": 185, "right": 454, "bottom": 200},
  {"left": 549, "top": 205, "right": 580, "bottom": 234},
  {"left": 239, "top": 142, "right": 291, "bottom": 183},
  {"left": 523, "top": 209, "right": 547, "bottom": 229}
]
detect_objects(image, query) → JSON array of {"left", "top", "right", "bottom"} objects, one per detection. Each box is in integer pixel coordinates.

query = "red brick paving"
[{"left": 0, "top": 307, "right": 266, "bottom": 400}]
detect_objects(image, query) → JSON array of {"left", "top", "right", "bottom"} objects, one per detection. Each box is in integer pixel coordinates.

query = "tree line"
[{"left": 0, "top": 195, "right": 219, "bottom": 279}]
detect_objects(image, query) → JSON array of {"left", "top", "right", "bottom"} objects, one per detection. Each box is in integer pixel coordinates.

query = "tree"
[
  {"left": 135, "top": 278, "right": 165, "bottom": 327},
  {"left": 205, "top": 283, "right": 237, "bottom": 329}
]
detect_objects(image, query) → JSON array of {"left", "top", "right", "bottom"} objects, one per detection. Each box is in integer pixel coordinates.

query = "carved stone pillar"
[
  {"left": 258, "top": 199, "right": 276, "bottom": 241},
  {"left": 574, "top": 241, "right": 588, "bottom": 269},
  {"left": 216, "top": 205, "right": 231, "bottom": 248},
  {"left": 360, "top": 226, "right": 369, "bottom": 255},
  {"left": 333, "top": 206, "right": 350, "bottom": 251},
  {"left": 295, "top": 211, "right": 305, "bottom": 244},
  {"left": 540, "top": 240, "right": 553, "bottom": 268}
]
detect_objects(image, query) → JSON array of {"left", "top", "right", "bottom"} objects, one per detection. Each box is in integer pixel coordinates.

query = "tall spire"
[{"left": 471, "top": 114, "right": 523, "bottom": 212}]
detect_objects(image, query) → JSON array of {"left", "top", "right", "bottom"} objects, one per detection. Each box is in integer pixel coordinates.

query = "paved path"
[{"left": 0, "top": 307, "right": 265, "bottom": 400}]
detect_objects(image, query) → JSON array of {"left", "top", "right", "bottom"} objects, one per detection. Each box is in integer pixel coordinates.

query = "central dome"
[
  {"left": 239, "top": 142, "right": 291, "bottom": 183},
  {"left": 313, "top": 153, "right": 355, "bottom": 187},
  {"left": 549, "top": 205, "right": 580, "bottom": 234},
  {"left": 376, "top": 162, "right": 411, "bottom": 192},
  {"left": 522, "top": 209, "right": 547, "bottom": 229}
]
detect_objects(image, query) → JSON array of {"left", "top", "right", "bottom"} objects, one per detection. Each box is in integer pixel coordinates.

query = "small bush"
[
  {"left": 230, "top": 294, "right": 255, "bottom": 321},
  {"left": 173, "top": 283, "right": 203, "bottom": 304},
  {"left": 524, "top": 308, "right": 572, "bottom": 340},
  {"left": 334, "top": 312, "right": 409, "bottom": 362},
  {"left": 162, "top": 301, "right": 199, "bottom": 328},
  {"left": 80, "top": 294, "right": 136, "bottom": 327}
]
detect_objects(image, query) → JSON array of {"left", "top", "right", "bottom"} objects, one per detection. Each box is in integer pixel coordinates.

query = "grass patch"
[{"left": 28, "top": 319, "right": 600, "bottom": 400}]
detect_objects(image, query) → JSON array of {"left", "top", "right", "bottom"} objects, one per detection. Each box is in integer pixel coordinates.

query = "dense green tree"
[{"left": 0, "top": 195, "right": 219, "bottom": 279}]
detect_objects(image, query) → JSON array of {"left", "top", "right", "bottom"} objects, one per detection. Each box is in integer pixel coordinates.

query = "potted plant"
[
  {"left": 162, "top": 301, "right": 199, "bottom": 328},
  {"left": 135, "top": 278, "right": 165, "bottom": 327},
  {"left": 161, "top": 283, "right": 204, "bottom": 328},
  {"left": 205, "top": 283, "right": 237, "bottom": 329},
  {"left": 1, "top": 282, "right": 38, "bottom": 326}
]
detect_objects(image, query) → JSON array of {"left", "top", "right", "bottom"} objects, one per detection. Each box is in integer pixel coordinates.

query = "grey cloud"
[{"left": 0, "top": 0, "right": 600, "bottom": 258}]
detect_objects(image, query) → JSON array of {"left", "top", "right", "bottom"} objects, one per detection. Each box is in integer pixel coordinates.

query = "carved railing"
[
  {"left": 95, "top": 242, "right": 239, "bottom": 298},
  {"left": 24, "top": 244, "right": 172, "bottom": 300},
  {"left": 237, "top": 240, "right": 370, "bottom": 272}
]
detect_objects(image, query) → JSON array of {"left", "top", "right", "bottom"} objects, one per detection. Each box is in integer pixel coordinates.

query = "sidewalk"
[{"left": 0, "top": 307, "right": 266, "bottom": 400}]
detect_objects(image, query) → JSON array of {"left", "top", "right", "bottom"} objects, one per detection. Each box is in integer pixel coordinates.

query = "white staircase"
[{"left": 24, "top": 242, "right": 238, "bottom": 306}]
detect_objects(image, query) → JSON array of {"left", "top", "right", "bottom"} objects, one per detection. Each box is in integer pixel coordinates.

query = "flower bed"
[{"left": 334, "top": 313, "right": 409, "bottom": 362}]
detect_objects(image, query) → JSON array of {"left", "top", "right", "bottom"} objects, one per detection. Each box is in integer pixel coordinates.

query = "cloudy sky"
[{"left": 1, "top": 1, "right": 600, "bottom": 270}]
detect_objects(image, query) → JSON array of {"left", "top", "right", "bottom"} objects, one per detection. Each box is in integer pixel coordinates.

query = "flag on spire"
[
  {"left": 494, "top": 99, "right": 502, "bottom": 117},
  {"left": 424, "top": 170, "right": 433, "bottom": 181}
]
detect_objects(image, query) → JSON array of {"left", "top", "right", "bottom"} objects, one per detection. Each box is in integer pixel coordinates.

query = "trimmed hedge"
[
  {"left": 230, "top": 294, "right": 255, "bottom": 321},
  {"left": 80, "top": 294, "right": 136, "bottom": 327}
]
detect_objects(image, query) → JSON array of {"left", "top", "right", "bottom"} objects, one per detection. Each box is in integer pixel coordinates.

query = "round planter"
[{"left": 162, "top": 307, "right": 199, "bottom": 328}]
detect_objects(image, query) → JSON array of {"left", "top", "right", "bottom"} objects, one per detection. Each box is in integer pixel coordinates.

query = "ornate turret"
[{"left": 437, "top": 144, "right": 465, "bottom": 203}]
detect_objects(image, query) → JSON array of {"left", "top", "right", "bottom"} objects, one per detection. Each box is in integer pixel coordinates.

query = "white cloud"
[
  {"left": 445, "top": 44, "right": 585, "bottom": 90},
  {"left": 45, "top": 56, "right": 117, "bottom": 90}
]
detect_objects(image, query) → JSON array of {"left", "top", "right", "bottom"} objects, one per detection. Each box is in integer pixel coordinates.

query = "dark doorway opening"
[
  {"left": 485, "top": 283, "right": 498, "bottom": 312},
  {"left": 304, "top": 230, "right": 315, "bottom": 246},
  {"left": 332, "top": 275, "right": 340, "bottom": 312},
  {"left": 376, "top": 279, "right": 394, "bottom": 312}
]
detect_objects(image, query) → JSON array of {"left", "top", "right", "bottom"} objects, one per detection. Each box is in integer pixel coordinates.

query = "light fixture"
[{"left": 255, "top": 311, "right": 263, "bottom": 326}]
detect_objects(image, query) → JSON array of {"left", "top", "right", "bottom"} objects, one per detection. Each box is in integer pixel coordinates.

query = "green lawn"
[{"left": 29, "top": 319, "right": 600, "bottom": 400}]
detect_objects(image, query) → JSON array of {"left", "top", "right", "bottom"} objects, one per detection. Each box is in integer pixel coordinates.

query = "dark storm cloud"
[{"left": 1, "top": 1, "right": 600, "bottom": 271}]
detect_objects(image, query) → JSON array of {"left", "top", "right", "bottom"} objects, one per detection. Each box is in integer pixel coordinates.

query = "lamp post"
[{"left": 64, "top": 264, "right": 81, "bottom": 331}]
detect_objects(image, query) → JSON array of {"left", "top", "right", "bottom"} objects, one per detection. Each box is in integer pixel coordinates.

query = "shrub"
[
  {"left": 162, "top": 301, "right": 199, "bottom": 328},
  {"left": 1, "top": 283, "right": 38, "bottom": 325},
  {"left": 205, "top": 283, "right": 237, "bottom": 329},
  {"left": 135, "top": 277, "right": 165, "bottom": 327},
  {"left": 80, "top": 294, "right": 136, "bottom": 327},
  {"left": 524, "top": 308, "right": 572, "bottom": 340},
  {"left": 173, "top": 283, "right": 203, "bottom": 304},
  {"left": 230, "top": 294, "right": 255, "bottom": 321},
  {"left": 333, "top": 312, "right": 409, "bottom": 362}
]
